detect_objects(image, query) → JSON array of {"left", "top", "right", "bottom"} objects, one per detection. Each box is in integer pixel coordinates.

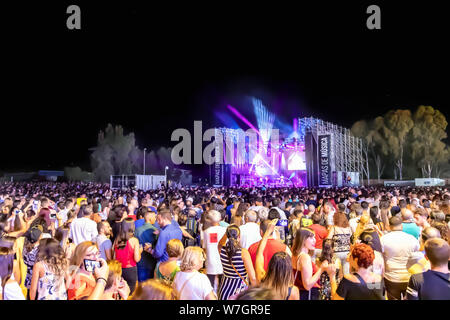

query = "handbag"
[{"left": 229, "top": 259, "right": 249, "bottom": 287}]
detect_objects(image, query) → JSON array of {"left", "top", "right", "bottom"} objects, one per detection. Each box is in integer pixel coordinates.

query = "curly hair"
[
  {"left": 351, "top": 243, "right": 375, "bottom": 269},
  {"left": 37, "top": 238, "right": 68, "bottom": 277}
]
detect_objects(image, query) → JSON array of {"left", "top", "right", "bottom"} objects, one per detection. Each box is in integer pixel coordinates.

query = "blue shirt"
[
  {"left": 152, "top": 222, "right": 182, "bottom": 262},
  {"left": 135, "top": 219, "right": 145, "bottom": 230},
  {"left": 402, "top": 222, "right": 421, "bottom": 239},
  {"left": 226, "top": 204, "right": 234, "bottom": 223},
  {"left": 135, "top": 222, "right": 158, "bottom": 268},
  {"left": 154, "top": 219, "right": 179, "bottom": 230}
]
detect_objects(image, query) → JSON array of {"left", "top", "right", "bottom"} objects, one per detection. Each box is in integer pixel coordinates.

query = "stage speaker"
[
  {"left": 305, "top": 130, "right": 318, "bottom": 187},
  {"left": 223, "top": 164, "right": 232, "bottom": 187}
]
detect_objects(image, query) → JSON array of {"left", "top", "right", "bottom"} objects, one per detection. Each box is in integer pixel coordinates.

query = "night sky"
[{"left": 2, "top": 2, "right": 449, "bottom": 174}]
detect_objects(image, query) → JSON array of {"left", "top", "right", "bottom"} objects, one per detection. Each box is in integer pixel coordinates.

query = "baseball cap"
[{"left": 26, "top": 225, "right": 43, "bottom": 243}]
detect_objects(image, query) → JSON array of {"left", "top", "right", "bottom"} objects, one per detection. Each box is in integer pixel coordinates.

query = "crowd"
[{"left": 0, "top": 181, "right": 449, "bottom": 300}]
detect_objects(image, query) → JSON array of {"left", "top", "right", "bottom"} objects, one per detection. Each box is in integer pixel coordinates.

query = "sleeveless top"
[
  {"left": 115, "top": 239, "right": 137, "bottom": 268},
  {"left": 293, "top": 253, "right": 320, "bottom": 291},
  {"left": 337, "top": 273, "right": 385, "bottom": 300},
  {"left": 37, "top": 262, "right": 67, "bottom": 300},
  {"left": 331, "top": 227, "right": 351, "bottom": 252},
  {"left": 156, "top": 261, "right": 180, "bottom": 283},
  {"left": 68, "top": 272, "right": 96, "bottom": 300},
  {"left": 220, "top": 247, "right": 247, "bottom": 279}
]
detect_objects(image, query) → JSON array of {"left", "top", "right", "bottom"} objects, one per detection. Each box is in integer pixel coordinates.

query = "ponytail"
[{"left": 225, "top": 225, "right": 241, "bottom": 261}]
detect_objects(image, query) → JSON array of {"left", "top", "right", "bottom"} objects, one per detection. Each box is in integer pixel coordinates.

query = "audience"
[{"left": 0, "top": 182, "right": 449, "bottom": 301}]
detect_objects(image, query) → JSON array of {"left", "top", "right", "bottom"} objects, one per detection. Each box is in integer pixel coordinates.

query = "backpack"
[{"left": 184, "top": 217, "right": 199, "bottom": 247}]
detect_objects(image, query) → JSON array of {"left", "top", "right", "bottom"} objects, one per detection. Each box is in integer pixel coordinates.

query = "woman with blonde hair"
[
  {"left": 100, "top": 260, "right": 130, "bottom": 300},
  {"left": 131, "top": 279, "right": 174, "bottom": 300},
  {"left": 29, "top": 238, "right": 68, "bottom": 300},
  {"left": 154, "top": 239, "right": 183, "bottom": 284},
  {"left": 67, "top": 241, "right": 104, "bottom": 300},
  {"left": 172, "top": 246, "right": 217, "bottom": 300}
]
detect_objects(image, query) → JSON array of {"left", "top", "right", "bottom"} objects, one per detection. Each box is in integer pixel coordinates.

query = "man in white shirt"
[
  {"left": 57, "top": 199, "right": 74, "bottom": 226},
  {"left": 69, "top": 205, "right": 98, "bottom": 245},
  {"left": 202, "top": 210, "right": 226, "bottom": 293},
  {"left": 270, "top": 198, "right": 287, "bottom": 220},
  {"left": 239, "top": 210, "right": 262, "bottom": 249},
  {"left": 381, "top": 215, "right": 420, "bottom": 300},
  {"left": 323, "top": 201, "right": 336, "bottom": 227},
  {"left": 248, "top": 196, "right": 265, "bottom": 213},
  {"left": 349, "top": 204, "right": 364, "bottom": 234}
]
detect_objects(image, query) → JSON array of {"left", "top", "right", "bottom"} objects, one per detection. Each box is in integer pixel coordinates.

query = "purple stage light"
[{"left": 227, "top": 105, "right": 260, "bottom": 134}]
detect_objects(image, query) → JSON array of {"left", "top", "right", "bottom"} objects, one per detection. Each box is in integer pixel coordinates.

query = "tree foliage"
[
  {"left": 352, "top": 106, "right": 450, "bottom": 181},
  {"left": 64, "top": 167, "right": 92, "bottom": 182},
  {"left": 90, "top": 124, "right": 173, "bottom": 182}
]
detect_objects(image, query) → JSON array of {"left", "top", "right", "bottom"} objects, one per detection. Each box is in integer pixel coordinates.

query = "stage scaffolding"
[{"left": 298, "top": 117, "right": 364, "bottom": 185}]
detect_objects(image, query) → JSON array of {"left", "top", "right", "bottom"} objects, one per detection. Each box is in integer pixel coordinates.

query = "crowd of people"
[{"left": 0, "top": 181, "right": 449, "bottom": 300}]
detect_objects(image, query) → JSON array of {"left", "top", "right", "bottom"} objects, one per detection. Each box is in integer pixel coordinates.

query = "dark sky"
[{"left": 2, "top": 2, "right": 449, "bottom": 173}]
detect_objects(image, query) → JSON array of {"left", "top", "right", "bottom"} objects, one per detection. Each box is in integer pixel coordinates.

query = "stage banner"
[
  {"left": 318, "top": 134, "right": 332, "bottom": 186},
  {"left": 211, "top": 162, "right": 223, "bottom": 186}
]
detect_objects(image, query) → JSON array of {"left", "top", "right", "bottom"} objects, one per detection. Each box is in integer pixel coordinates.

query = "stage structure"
[
  {"left": 299, "top": 117, "right": 363, "bottom": 187},
  {"left": 209, "top": 117, "right": 363, "bottom": 188}
]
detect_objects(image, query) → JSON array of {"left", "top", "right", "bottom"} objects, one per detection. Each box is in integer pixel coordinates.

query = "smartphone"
[
  {"left": 276, "top": 219, "right": 288, "bottom": 227},
  {"left": 83, "top": 259, "right": 101, "bottom": 272},
  {"left": 50, "top": 213, "right": 57, "bottom": 219}
]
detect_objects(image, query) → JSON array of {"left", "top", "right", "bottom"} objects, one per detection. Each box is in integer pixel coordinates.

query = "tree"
[
  {"left": 351, "top": 120, "right": 371, "bottom": 185},
  {"left": 351, "top": 119, "right": 389, "bottom": 183},
  {"left": 64, "top": 167, "right": 92, "bottom": 182},
  {"left": 378, "top": 110, "right": 414, "bottom": 180},
  {"left": 91, "top": 124, "right": 137, "bottom": 182},
  {"left": 90, "top": 124, "right": 175, "bottom": 182},
  {"left": 411, "top": 106, "right": 449, "bottom": 178}
]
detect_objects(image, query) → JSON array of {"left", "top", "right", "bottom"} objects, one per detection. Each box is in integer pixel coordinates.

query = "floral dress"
[
  {"left": 37, "top": 262, "right": 67, "bottom": 300},
  {"left": 318, "top": 256, "right": 340, "bottom": 300}
]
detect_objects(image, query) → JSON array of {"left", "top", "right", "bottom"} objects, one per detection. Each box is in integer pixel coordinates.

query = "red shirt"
[
  {"left": 309, "top": 223, "right": 328, "bottom": 249},
  {"left": 248, "top": 238, "right": 287, "bottom": 271}
]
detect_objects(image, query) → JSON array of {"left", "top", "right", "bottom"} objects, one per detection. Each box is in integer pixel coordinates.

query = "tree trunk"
[
  {"left": 397, "top": 145, "right": 403, "bottom": 180},
  {"left": 426, "top": 163, "right": 432, "bottom": 178},
  {"left": 374, "top": 154, "right": 384, "bottom": 182}
]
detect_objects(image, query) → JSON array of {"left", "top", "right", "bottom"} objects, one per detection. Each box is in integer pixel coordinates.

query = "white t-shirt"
[
  {"left": 381, "top": 231, "right": 420, "bottom": 283},
  {"left": 69, "top": 217, "right": 98, "bottom": 246},
  {"left": 202, "top": 225, "right": 226, "bottom": 275},
  {"left": 173, "top": 271, "right": 213, "bottom": 300},
  {"left": 349, "top": 217, "right": 360, "bottom": 234},
  {"left": 0, "top": 276, "right": 26, "bottom": 300},
  {"left": 326, "top": 208, "right": 336, "bottom": 226},
  {"left": 270, "top": 207, "right": 287, "bottom": 220},
  {"left": 239, "top": 222, "right": 262, "bottom": 249},
  {"left": 248, "top": 205, "right": 265, "bottom": 213}
]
